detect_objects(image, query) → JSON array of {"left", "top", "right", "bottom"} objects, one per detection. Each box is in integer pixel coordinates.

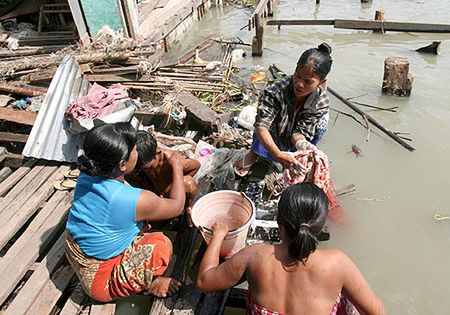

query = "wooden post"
[
  {"left": 374, "top": 9, "right": 385, "bottom": 33},
  {"left": 252, "top": 14, "right": 264, "bottom": 56},
  {"left": 382, "top": 57, "right": 413, "bottom": 97},
  {"left": 267, "top": 0, "right": 273, "bottom": 16}
]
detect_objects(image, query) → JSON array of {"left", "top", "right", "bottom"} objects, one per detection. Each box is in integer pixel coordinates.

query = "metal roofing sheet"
[{"left": 22, "top": 56, "right": 89, "bottom": 162}]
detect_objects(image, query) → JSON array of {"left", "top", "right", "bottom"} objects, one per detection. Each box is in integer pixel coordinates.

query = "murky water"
[{"left": 165, "top": 1, "right": 450, "bottom": 314}]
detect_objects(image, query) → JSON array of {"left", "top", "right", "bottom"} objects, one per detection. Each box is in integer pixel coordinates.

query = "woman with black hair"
[
  {"left": 197, "top": 183, "right": 385, "bottom": 315},
  {"left": 235, "top": 43, "right": 334, "bottom": 176},
  {"left": 65, "top": 122, "right": 186, "bottom": 302}
]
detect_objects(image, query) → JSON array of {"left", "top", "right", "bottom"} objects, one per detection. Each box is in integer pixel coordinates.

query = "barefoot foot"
[{"left": 149, "top": 277, "right": 182, "bottom": 298}]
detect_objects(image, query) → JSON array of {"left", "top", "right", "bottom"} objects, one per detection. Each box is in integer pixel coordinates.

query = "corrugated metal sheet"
[{"left": 23, "top": 56, "right": 89, "bottom": 162}]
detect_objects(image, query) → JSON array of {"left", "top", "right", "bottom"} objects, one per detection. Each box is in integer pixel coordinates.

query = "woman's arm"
[
  {"left": 338, "top": 251, "right": 386, "bottom": 315},
  {"left": 197, "top": 223, "right": 250, "bottom": 292},
  {"left": 135, "top": 152, "right": 186, "bottom": 222},
  {"left": 255, "top": 126, "right": 295, "bottom": 169}
]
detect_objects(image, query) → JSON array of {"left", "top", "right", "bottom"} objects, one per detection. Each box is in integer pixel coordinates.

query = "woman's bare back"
[{"left": 246, "top": 244, "right": 344, "bottom": 314}]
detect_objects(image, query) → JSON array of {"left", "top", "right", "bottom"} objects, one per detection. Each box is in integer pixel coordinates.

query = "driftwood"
[
  {"left": 0, "top": 81, "right": 47, "bottom": 96},
  {"left": 328, "top": 87, "right": 415, "bottom": 151},
  {"left": 416, "top": 41, "right": 441, "bottom": 54}
]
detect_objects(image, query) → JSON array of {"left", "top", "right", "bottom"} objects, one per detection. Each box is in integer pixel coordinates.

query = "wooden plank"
[
  {"left": 0, "top": 132, "right": 29, "bottom": 143},
  {"left": 149, "top": 227, "right": 199, "bottom": 315},
  {"left": 0, "top": 190, "right": 70, "bottom": 272},
  {"left": 0, "top": 167, "right": 12, "bottom": 184},
  {"left": 3, "top": 153, "right": 26, "bottom": 169},
  {"left": 0, "top": 165, "right": 69, "bottom": 253},
  {"left": 90, "top": 303, "right": 117, "bottom": 315},
  {"left": 59, "top": 283, "right": 87, "bottom": 315},
  {"left": 334, "top": 19, "right": 450, "bottom": 33},
  {"left": 0, "top": 192, "right": 73, "bottom": 305},
  {"left": 0, "top": 107, "right": 37, "bottom": 126},
  {"left": 24, "top": 265, "right": 75, "bottom": 315},
  {"left": 0, "top": 160, "right": 48, "bottom": 203},
  {"left": 267, "top": 19, "right": 450, "bottom": 33},
  {"left": 4, "top": 232, "right": 68, "bottom": 315},
  {"left": 0, "top": 159, "right": 36, "bottom": 197},
  {"left": 267, "top": 19, "right": 335, "bottom": 26}
]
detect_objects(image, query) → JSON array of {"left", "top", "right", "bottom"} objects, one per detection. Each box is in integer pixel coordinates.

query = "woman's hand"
[
  {"left": 211, "top": 222, "right": 228, "bottom": 240},
  {"left": 167, "top": 152, "right": 184, "bottom": 172},
  {"left": 275, "top": 151, "right": 296, "bottom": 169}
]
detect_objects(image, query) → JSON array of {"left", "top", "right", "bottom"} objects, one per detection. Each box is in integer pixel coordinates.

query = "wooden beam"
[
  {"left": 0, "top": 167, "right": 12, "bottom": 184},
  {"left": 3, "top": 232, "right": 68, "bottom": 315},
  {"left": 267, "top": 19, "right": 450, "bottom": 33},
  {"left": 334, "top": 19, "right": 450, "bottom": 33},
  {"left": 0, "top": 107, "right": 37, "bottom": 126},
  {"left": 0, "top": 132, "right": 29, "bottom": 143},
  {"left": 24, "top": 265, "right": 75, "bottom": 315},
  {"left": 0, "top": 191, "right": 72, "bottom": 306},
  {"left": 0, "top": 159, "right": 36, "bottom": 196},
  {"left": 267, "top": 19, "right": 334, "bottom": 26}
]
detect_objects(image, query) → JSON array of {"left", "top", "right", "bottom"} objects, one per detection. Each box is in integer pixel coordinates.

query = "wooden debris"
[
  {"left": 0, "top": 81, "right": 47, "bottom": 97},
  {"left": 267, "top": 19, "right": 450, "bottom": 33},
  {"left": 416, "top": 41, "right": 441, "bottom": 54},
  {"left": 328, "top": 87, "right": 416, "bottom": 151},
  {"left": 0, "top": 167, "right": 12, "bottom": 184},
  {"left": 177, "top": 92, "right": 217, "bottom": 132},
  {"left": 0, "top": 132, "right": 28, "bottom": 143},
  {"left": 0, "top": 107, "right": 37, "bottom": 126},
  {"left": 382, "top": 56, "right": 413, "bottom": 97}
]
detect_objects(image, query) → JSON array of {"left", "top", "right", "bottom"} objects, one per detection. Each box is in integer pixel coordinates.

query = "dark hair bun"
[
  {"left": 318, "top": 42, "right": 332, "bottom": 55},
  {"left": 78, "top": 154, "right": 97, "bottom": 177}
]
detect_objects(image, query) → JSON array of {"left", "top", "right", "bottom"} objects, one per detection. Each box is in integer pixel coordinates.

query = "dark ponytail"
[
  {"left": 78, "top": 122, "right": 137, "bottom": 177},
  {"left": 277, "top": 183, "right": 329, "bottom": 263},
  {"left": 296, "top": 42, "right": 333, "bottom": 80}
]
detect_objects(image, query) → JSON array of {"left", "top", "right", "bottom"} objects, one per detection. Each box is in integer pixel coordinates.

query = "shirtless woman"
[{"left": 197, "top": 183, "right": 385, "bottom": 315}]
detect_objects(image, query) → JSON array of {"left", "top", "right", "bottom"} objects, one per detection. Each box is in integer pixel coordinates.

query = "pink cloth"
[
  {"left": 65, "top": 83, "right": 128, "bottom": 121},
  {"left": 283, "top": 143, "right": 345, "bottom": 222}
]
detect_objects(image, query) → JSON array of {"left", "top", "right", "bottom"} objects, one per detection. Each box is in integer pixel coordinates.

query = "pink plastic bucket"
[{"left": 191, "top": 190, "right": 255, "bottom": 259}]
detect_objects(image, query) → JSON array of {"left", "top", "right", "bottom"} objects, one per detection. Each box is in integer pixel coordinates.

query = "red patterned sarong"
[{"left": 65, "top": 231, "right": 170, "bottom": 302}]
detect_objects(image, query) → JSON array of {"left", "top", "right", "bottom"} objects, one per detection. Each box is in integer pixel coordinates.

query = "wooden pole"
[
  {"left": 382, "top": 57, "right": 413, "bottom": 97},
  {"left": 328, "top": 87, "right": 415, "bottom": 151},
  {"left": 374, "top": 9, "right": 385, "bottom": 33},
  {"left": 252, "top": 14, "right": 264, "bottom": 56},
  {"left": 0, "top": 82, "right": 47, "bottom": 97}
]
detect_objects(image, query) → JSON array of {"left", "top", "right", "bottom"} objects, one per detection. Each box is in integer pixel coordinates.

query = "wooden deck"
[{"left": 0, "top": 154, "right": 248, "bottom": 315}]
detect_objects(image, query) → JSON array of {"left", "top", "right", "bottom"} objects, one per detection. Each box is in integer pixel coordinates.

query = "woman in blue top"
[{"left": 65, "top": 122, "right": 186, "bottom": 302}]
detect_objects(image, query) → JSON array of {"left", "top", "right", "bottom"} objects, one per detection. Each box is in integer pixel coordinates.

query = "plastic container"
[{"left": 191, "top": 190, "right": 255, "bottom": 258}]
